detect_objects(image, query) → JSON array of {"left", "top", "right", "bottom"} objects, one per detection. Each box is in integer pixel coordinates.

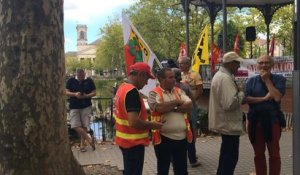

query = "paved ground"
[{"left": 74, "top": 130, "right": 293, "bottom": 175}]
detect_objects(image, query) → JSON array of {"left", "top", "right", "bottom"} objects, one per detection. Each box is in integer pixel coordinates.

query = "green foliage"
[
  {"left": 94, "top": 17, "right": 124, "bottom": 72},
  {"left": 93, "top": 1, "right": 293, "bottom": 71},
  {"left": 271, "top": 5, "right": 293, "bottom": 56},
  {"left": 94, "top": 78, "right": 124, "bottom": 97},
  {"left": 125, "top": 0, "right": 209, "bottom": 61},
  {"left": 215, "top": 19, "right": 245, "bottom": 56},
  {"left": 65, "top": 56, "right": 94, "bottom": 75},
  {"left": 65, "top": 56, "right": 81, "bottom": 74}
]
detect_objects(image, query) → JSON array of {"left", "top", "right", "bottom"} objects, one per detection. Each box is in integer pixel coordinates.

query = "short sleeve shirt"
[
  {"left": 66, "top": 77, "right": 96, "bottom": 109},
  {"left": 148, "top": 86, "right": 191, "bottom": 140},
  {"left": 181, "top": 70, "right": 202, "bottom": 97},
  {"left": 245, "top": 74, "right": 286, "bottom": 121},
  {"left": 125, "top": 88, "right": 141, "bottom": 113}
]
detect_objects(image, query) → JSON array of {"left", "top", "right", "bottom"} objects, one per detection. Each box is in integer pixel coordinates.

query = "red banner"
[
  {"left": 178, "top": 43, "right": 187, "bottom": 58},
  {"left": 233, "top": 33, "right": 240, "bottom": 54},
  {"left": 269, "top": 35, "right": 275, "bottom": 57},
  {"left": 211, "top": 43, "right": 220, "bottom": 72}
]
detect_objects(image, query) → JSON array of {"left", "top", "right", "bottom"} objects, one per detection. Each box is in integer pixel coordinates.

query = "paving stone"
[{"left": 74, "top": 131, "right": 293, "bottom": 175}]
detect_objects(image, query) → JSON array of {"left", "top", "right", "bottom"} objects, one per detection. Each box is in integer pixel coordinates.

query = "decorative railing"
[
  {"left": 67, "top": 97, "right": 115, "bottom": 142},
  {"left": 90, "top": 97, "right": 114, "bottom": 141}
]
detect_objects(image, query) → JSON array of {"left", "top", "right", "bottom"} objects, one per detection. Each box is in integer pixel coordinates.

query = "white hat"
[{"left": 222, "top": 52, "right": 244, "bottom": 63}]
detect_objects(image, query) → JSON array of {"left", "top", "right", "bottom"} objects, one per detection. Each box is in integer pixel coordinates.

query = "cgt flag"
[
  {"left": 122, "top": 13, "right": 160, "bottom": 96},
  {"left": 211, "top": 43, "right": 220, "bottom": 72},
  {"left": 178, "top": 43, "right": 188, "bottom": 58},
  {"left": 192, "top": 25, "right": 209, "bottom": 72},
  {"left": 233, "top": 32, "right": 240, "bottom": 54}
]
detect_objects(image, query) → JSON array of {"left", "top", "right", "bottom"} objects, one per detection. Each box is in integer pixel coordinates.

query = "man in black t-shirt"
[
  {"left": 114, "top": 62, "right": 163, "bottom": 175},
  {"left": 66, "top": 68, "right": 96, "bottom": 152}
]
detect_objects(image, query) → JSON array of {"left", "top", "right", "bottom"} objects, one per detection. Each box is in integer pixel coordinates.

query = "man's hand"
[
  {"left": 263, "top": 92, "right": 273, "bottom": 101},
  {"left": 260, "top": 70, "right": 270, "bottom": 82},
  {"left": 150, "top": 121, "right": 164, "bottom": 129},
  {"left": 75, "top": 92, "right": 85, "bottom": 99},
  {"left": 175, "top": 99, "right": 185, "bottom": 106}
]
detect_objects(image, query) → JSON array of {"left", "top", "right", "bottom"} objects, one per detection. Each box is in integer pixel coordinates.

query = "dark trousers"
[
  {"left": 187, "top": 139, "right": 197, "bottom": 163},
  {"left": 187, "top": 126, "right": 197, "bottom": 163},
  {"left": 120, "top": 145, "right": 145, "bottom": 175},
  {"left": 217, "top": 134, "right": 240, "bottom": 175},
  {"left": 248, "top": 122, "right": 281, "bottom": 175},
  {"left": 187, "top": 109, "right": 198, "bottom": 164},
  {"left": 154, "top": 135, "right": 188, "bottom": 175}
]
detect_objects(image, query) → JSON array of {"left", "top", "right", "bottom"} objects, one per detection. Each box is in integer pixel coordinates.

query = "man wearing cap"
[
  {"left": 208, "top": 51, "right": 245, "bottom": 175},
  {"left": 114, "top": 62, "right": 163, "bottom": 175}
]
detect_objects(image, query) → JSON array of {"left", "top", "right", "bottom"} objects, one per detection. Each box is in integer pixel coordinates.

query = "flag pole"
[{"left": 154, "top": 57, "right": 163, "bottom": 68}]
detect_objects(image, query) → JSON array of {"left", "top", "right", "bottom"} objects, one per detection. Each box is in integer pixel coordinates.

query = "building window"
[{"left": 80, "top": 31, "right": 85, "bottom": 40}]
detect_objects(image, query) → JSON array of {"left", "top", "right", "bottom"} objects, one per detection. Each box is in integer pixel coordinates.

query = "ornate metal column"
[{"left": 257, "top": 4, "right": 281, "bottom": 54}]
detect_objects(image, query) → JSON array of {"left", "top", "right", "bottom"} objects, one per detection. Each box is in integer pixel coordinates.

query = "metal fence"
[
  {"left": 68, "top": 98, "right": 294, "bottom": 141},
  {"left": 67, "top": 97, "right": 115, "bottom": 142},
  {"left": 90, "top": 97, "right": 114, "bottom": 141}
]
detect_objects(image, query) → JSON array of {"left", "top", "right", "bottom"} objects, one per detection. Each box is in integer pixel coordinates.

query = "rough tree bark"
[{"left": 0, "top": 1, "right": 85, "bottom": 174}]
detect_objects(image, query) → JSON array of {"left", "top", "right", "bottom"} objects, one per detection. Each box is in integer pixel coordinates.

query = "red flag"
[
  {"left": 233, "top": 33, "right": 240, "bottom": 54},
  {"left": 211, "top": 43, "right": 220, "bottom": 72},
  {"left": 269, "top": 35, "right": 275, "bottom": 57},
  {"left": 178, "top": 43, "right": 187, "bottom": 58}
]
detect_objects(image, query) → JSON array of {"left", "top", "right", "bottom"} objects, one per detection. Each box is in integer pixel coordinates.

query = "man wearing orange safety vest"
[
  {"left": 148, "top": 67, "right": 193, "bottom": 175},
  {"left": 114, "top": 62, "right": 163, "bottom": 175}
]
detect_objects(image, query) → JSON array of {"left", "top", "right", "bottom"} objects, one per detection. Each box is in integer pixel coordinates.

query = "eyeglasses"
[{"left": 257, "top": 61, "right": 270, "bottom": 65}]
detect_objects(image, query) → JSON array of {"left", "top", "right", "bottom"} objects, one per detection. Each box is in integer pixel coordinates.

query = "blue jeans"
[
  {"left": 120, "top": 145, "right": 145, "bottom": 175},
  {"left": 217, "top": 134, "right": 240, "bottom": 175}
]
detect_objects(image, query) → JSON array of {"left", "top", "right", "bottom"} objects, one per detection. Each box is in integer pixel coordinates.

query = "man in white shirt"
[{"left": 208, "top": 52, "right": 245, "bottom": 175}]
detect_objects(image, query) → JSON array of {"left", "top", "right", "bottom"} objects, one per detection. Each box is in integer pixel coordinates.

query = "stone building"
[{"left": 76, "top": 24, "right": 100, "bottom": 62}]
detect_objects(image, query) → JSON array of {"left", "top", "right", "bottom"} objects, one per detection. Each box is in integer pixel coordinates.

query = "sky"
[{"left": 64, "top": 0, "right": 136, "bottom": 53}]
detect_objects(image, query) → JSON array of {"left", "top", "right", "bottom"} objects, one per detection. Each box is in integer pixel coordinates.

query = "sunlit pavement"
[{"left": 74, "top": 130, "right": 292, "bottom": 175}]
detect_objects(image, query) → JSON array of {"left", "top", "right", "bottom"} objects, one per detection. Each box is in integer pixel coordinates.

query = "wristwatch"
[{"left": 174, "top": 106, "right": 178, "bottom": 112}]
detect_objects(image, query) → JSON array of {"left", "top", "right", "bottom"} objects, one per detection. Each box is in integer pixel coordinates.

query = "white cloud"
[{"left": 64, "top": 0, "right": 136, "bottom": 23}]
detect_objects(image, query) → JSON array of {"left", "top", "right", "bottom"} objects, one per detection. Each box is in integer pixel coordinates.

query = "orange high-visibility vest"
[
  {"left": 150, "top": 86, "right": 193, "bottom": 145},
  {"left": 114, "top": 83, "right": 149, "bottom": 148}
]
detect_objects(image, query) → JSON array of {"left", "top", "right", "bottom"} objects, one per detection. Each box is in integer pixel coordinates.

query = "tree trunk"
[{"left": 0, "top": 1, "right": 85, "bottom": 174}]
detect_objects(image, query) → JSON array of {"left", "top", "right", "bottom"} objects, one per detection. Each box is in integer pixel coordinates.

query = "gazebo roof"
[{"left": 190, "top": 0, "right": 293, "bottom": 7}]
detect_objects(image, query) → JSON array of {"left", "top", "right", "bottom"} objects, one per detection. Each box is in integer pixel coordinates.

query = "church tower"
[{"left": 76, "top": 24, "right": 88, "bottom": 48}]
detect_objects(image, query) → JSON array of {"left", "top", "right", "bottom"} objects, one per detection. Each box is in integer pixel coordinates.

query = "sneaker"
[{"left": 190, "top": 161, "right": 201, "bottom": 167}]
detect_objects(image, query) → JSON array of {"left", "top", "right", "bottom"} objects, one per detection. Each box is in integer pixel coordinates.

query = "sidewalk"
[{"left": 73, "top": 131, "right": 293, "bottom": 175}]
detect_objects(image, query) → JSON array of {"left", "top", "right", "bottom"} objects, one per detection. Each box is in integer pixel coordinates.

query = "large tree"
[
  {"left": 0, "top": 1, "right": 85, "bottom": 174},
  {"left": 95, "top": 0, "right": 210, "bottom": 71}
]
